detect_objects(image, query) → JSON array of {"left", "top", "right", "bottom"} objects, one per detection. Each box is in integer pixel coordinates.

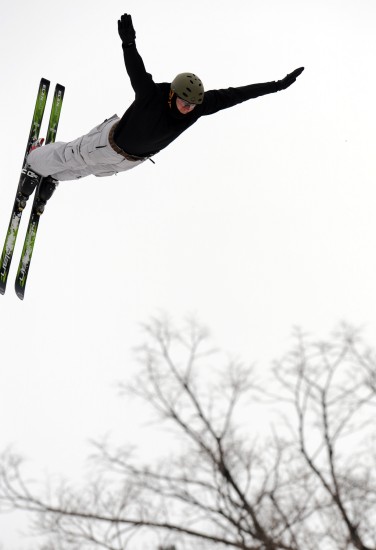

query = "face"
[{"left": 176, "top": 96, "right": 197, "bottom": 115}]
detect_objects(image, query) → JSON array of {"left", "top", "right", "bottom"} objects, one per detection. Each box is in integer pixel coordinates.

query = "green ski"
[
  {"left": 0, "top": 78, "right": 50, "bottom": 295},
  {"left": 15, "top": 83, "right": 65, "bottom": 300}
]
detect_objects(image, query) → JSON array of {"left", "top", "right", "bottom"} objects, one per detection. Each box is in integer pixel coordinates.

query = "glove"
[
  {"left": 118, "top": 13, "right": 136, "bottom": 47},
  {"left": 277, "top": 67, "right": 304, "bottom": 91}
]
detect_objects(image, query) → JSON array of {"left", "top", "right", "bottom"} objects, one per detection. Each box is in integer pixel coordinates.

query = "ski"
[
  {"left": 15, "top": 83, "right": 65, "bottom": 300},
  {"left": 0, "top": 78, "right": 50, "bottom": 295}
]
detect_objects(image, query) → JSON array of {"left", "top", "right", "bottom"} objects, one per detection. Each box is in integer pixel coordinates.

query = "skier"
[{"left": 20, "top": 13, "right": 304, "bottom": 207}]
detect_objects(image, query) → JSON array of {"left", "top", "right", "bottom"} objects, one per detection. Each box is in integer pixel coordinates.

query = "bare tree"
[
  {"left": 271, "top": 325, "right": 376, "bottom": 549},
  {"left": 0, "top": 319, "right": 375, "bottom": 550}
]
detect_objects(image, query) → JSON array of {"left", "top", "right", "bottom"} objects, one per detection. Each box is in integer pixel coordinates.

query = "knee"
[{"left": 27, "top": 148, "right": 50, "bottom": 177}]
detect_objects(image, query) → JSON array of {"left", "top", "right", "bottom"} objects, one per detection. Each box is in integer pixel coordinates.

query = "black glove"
[
  {"left": 277, "top": 67, "right": 304, "bottom": 91},
  {"left": 118, "top": 13, "right": 136, "bottom": 47}
]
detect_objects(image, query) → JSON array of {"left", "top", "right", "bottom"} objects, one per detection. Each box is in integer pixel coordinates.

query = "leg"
[
  {"left": 27, "top": 115, "right": 145, "bottom": 182},
  {"left": 27, "top": 141, "right": 77, "bottom": 179},
  {"left": 27, "top": 117, "right": 122, "bottom": 181}
]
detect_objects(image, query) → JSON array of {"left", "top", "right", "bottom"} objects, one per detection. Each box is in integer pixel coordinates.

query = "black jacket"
[{"left": 114, "top": 43, "right": 280, "bottom": 157}]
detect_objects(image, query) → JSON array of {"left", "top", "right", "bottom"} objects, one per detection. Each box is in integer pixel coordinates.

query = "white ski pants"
[{"left": 27, "top": 115, "right": 146, "bottom": 181}]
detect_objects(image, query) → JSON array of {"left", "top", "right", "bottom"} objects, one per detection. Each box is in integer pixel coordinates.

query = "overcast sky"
[{"left": 1, "top": 0, "right": 376, "bottom": 547}]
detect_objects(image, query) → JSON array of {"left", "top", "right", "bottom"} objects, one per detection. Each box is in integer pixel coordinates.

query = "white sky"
[{"left": 1, "top": 0, "right": 376, "bottom": 547}]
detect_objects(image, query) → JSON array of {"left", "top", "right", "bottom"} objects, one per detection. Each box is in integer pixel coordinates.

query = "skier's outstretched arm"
[
  {"left": 202, "top": 67, "right": 304, "bottom": 116},
  {"left": 118, "top": 13, "right": 154, "bottom": 96},
  {"left": 277, "top": 67, "right": 304, "bottom": 89}
]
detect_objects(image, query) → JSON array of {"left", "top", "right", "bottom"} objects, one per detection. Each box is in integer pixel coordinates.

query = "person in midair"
[{"left": 20, "top": 13, "right": 304, "bottom": 207}]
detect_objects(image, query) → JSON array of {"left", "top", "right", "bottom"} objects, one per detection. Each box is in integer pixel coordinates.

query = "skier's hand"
[
  {"left": 277, "top": 67, "right": 304, "bottom": 90},
  {"left": 118, "top": 13, "right": 136, "bottom": 47}
]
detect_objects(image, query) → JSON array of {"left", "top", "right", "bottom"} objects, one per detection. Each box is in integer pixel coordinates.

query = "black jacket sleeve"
[
  {"left": 122, "top": 43, "right": 155, "bottom": 97},
  {"left": 201, "top": 81, "right": 279, "bottom": 116}
]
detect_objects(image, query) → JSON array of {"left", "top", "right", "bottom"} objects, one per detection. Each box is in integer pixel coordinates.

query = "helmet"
[{"left": 171, "top": 73, "right": 204, "bottom": 105}]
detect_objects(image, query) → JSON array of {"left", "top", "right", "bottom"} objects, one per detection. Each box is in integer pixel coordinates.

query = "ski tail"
[
  {"left": 15, "top": 83, "right": 65, "bottom": 300},
  {"left": 0, "top": 78, "right": 50, "bottom": 295}
]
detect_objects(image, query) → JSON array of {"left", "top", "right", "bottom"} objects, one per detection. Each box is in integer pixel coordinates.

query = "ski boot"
[
  {"left": 17, "top": 137, "right": 47, "bottom": 210},
  {"left": 35, "top": 176, "right": 59, "bottom": 215},
  {"left": 18, "top": 166, "right": 43, "bottom": 211}
]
